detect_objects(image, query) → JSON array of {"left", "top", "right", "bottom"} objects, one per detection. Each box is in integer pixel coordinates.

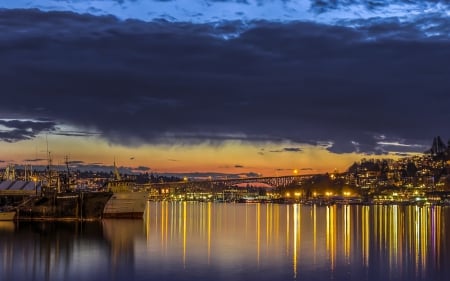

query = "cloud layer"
[
  {"left": 0, "top": 119, "right": 56, "bottom": 142},
  {"left": 0, "top": 9, "right": 449, "bottom": 154}
]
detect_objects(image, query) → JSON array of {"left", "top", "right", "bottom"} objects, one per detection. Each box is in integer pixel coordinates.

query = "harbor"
[{"left": 1, "top": 173, "right": 450, "bottom": 222}]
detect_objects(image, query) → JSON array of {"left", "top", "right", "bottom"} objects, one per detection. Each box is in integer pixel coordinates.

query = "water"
[{"left": 1, "top": 202, "right": 450, "bottom": 281}]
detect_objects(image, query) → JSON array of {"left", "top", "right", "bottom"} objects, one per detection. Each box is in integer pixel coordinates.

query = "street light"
[
  {"left": 183, "top": 177, "right": 188, "bottom": 200},
  {"left": 32, "top": 176, "right": 37, "bottom": 196}
]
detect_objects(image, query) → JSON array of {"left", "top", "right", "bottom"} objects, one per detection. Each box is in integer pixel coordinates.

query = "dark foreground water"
[{"left": 1, "top": 202, "right": 450, "bottom": 281}]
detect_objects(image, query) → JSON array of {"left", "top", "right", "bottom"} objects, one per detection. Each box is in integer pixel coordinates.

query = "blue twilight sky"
[
  {"left": 1, "top": 0, "right": 449, "bottom": 23},
  {"left": 0, "top": 1, "right": 449, "bottom": 175}
]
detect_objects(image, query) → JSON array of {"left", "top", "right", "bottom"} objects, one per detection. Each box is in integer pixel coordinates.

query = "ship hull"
[
  {"left": 103, "top": 191, "right": 148, "bottom": 219},
  {"left": 0, "top": 211, "right": 16, "bottom": 221},
  {"left": 17, "top": 191, "right": 112, "bottom": 221}
]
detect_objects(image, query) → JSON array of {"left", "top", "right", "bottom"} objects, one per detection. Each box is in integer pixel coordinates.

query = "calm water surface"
[{"left": 1, "top": 202, "right": 450, "bottom": 281}]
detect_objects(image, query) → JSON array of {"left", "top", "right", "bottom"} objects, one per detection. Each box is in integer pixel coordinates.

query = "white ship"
[
  {"left": 103, "top": 162, "right": 148, "bottom": 218},
  {"left": 0, "top": 211, "right": 16, "bottom": 221}
]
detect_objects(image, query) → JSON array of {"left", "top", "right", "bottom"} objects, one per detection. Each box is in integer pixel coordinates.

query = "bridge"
[{"left": 150, "top": 174, "right": 318, "bottom": 191}]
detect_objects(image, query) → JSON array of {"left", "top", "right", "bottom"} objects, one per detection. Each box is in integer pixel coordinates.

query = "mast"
[
  {"left": 45, "top": 135, "right": 54, "bottom": 190},
  {"left": 47, "top": 151, "right": 53, "bottom": 186},
  {"left": 65, "top": 155, "right": 71, "bottom": 191},
  {"left": 113, "top": 158, "right": 121, "bottom": 181}
]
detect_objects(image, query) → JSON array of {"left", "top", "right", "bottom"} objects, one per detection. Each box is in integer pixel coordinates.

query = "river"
[{"left": 1, "top": 202, "right": 449, "bottom": 281}]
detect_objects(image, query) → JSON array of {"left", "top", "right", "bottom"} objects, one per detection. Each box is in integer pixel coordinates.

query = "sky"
[{"left": 0, "top": 1, "right": 449, "bottom": 177}]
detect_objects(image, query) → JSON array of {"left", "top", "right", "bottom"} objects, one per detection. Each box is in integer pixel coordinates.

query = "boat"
[
  {"left": 15, "top": 156, "right": 112, "bottom": 221},
  {"left": 16, "top": 189, "right": 112, "bottom": 221},
  {"left": 102, "top": 161, "right": 149, "bottom": 219},
  {"left": 0, "top": 210, "right": 16, "bottom": 221}
]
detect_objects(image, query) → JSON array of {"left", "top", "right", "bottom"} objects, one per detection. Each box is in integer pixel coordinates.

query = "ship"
[
  {"left": 15, "top": 155, "right": 112, "bottom": 221},
  {"left": 0, "top": 210, "right": 16, "bottom": 221},
  {"left": 102, "top": 161, "right": 149, "bottom": 219},
  {"left": 16, "top": 189, "right": 112, "bottom": 220}
]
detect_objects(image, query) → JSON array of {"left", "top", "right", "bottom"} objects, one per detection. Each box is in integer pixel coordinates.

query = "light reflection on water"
[{"left": 1, "top": 202, "right": 450, "bottom": 281}]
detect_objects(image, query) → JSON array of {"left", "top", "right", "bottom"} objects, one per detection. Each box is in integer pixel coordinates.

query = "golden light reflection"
[
  {"left": 274, "top": 204, "right": 280, "bottom": 245},
  {"left": 183, "top": 201, "right": 186, "bottom": 268},
  {"left": 293, "top": 204, "right": 298, "bottom": 279},
  {"left": 326, "top": 205, "right": 336, "bottom": 270},
  {"left": 286, "top": 205, "right": 290, "bottom": 256},
  {"left": 414, "top": 206, "right": 420, "bottom": 274},
  {"left": 362, "top": 205, "right": 370, "bottom": 267},
  {"left": 245, "top": 204, "right": 249, "bottom": 236},
  {"left": 344, "top": 205, "right": 351, "bottom": 262},
  {"left": 140, "top": 202, "right": 446, "bottom": 279},
  {"left": 412, "top": 206, "right": 428, "bottom": 275},
  {"left": 375, "top": 205, "right": 382, "bottom": 254},
  {"left": 266, "top": 203, "right": 270, "bottom": 249},
  {"left": 421, "top": 207, "right": 428, "bottom": 273},
  {"left": 313, "top": 204, "right": 317, "bottom": 264},
  {"left": 161, "top": 202, "right": 165, "bottom": 250},
  {"left": 165, "top": 202, "right": 169, "bottom": 250},
  {"left": 389, "top": 205, "right": 399, "bottom": 271},
  {"left": 326, "top": 205, "right": 329, "bottom": 254},
  {"left": 434, "top": 206, "right": 441, "bottom": 268},
  {"left": 254, "top": 203, "right": 261, "bottom": 266},
  {"left": 145, "top": 201, "right": 151, "bottom": 245},
  {"left": 207, "top": 202, "right": 211, "bottom": 264}
]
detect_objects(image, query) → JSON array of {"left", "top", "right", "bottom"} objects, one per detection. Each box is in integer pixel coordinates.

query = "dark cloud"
[
  {"left": 275, "top": 168, "right": 315, "bottom": 172},
  {"left": 245, "top": 172, "right": 260, "bottom": 178},
  {"left": 88, "top": 162, "right": 104, "bottom": 165},
  {"left": 134, "top": 166, "right": 151, "bottom": 171},
  {"left": 0, "top": 9, "right": 449, "bottom": 154},
  {"left": 234, "top": 164, "right": 244, "bottom": 168},
  {"left": 270, "top": 147, "right": 302, "bottom": 153},
  {"left": 5, "top": 162, "right": 147, "bottom": 173},
  {"left": 23, "top": 158, "right": 47, "bottom": 162},
  {"left": 258, "top": 148, "right": 265, "bottom": 155},
  {"left": 309, "top": 0, "right": 450, "bottom": 13},
  {"left": 283, "top": 147, "right": 302, "bottom": 152},
  {"left": 68, "top": 160, "right": 85, "bottom": 165},
  {"left": 0, "top": 119, "right": 56, "bottom": 142},
  {"left": 52, "top": 130, "right": 99, "bottom": 137},
  {"left": 393, "top": 152, "right": 410, "bottom": 157},
  {"left": 71, "top": 163, "right": 150, "bottom": 173}
]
